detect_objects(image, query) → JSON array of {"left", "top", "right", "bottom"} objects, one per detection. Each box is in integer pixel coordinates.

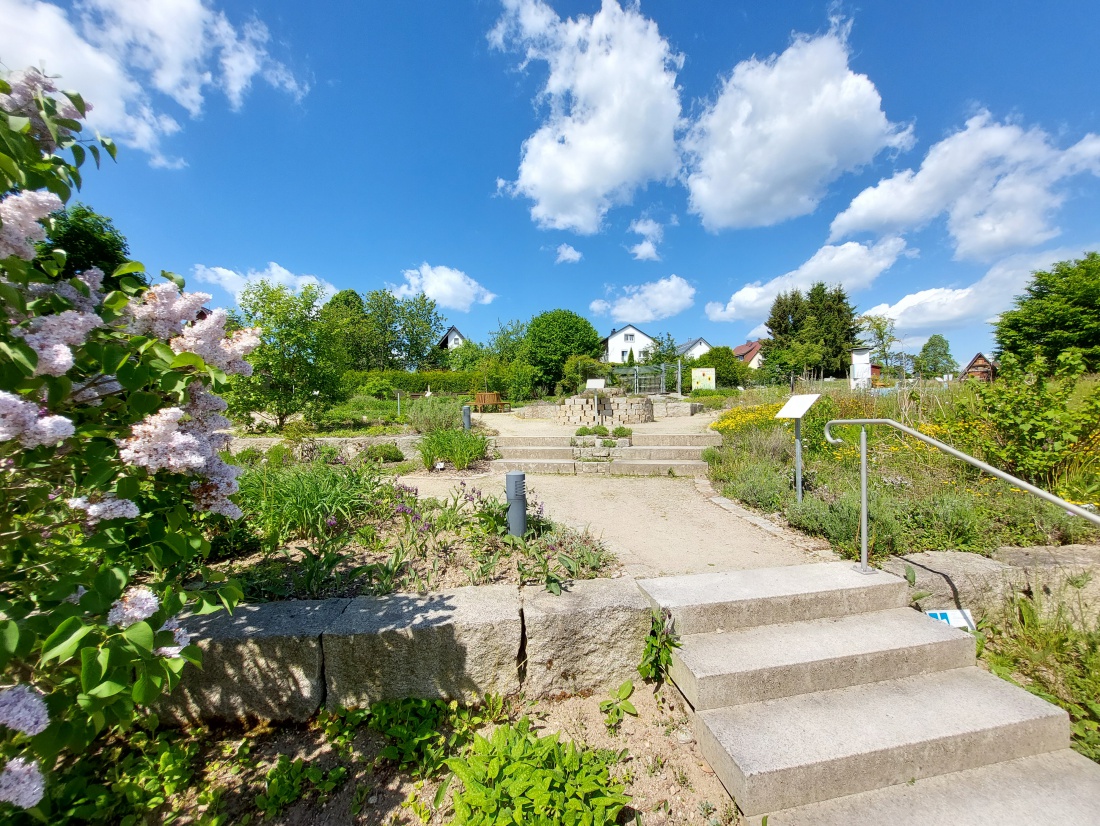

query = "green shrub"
[
  {"left": 611, "top": 426, "right": 632, "bottom": 438},
  {"left": 233, "top": 447, "right": 265, "bottom": 466},
  {"left": 265, "top": 443, "right": 295, "bottom": 467},
  {"left": 592, "top": 424, "right": 609, "bottom": 436},
  {"left": 418, "top": 429, "right": 488, "bottom": 470},
  {"left": 313, "top": 394, "right": 400, "bottom": 430},
  {"left": 602, "top": 439, "right": 616, "bottom": 447},
  {"left": 725, "top": 462, "right": 789, "bottom": 512},
  {"left": 361, "top": 443, "right": 405, "bottom": 463},
  {"left": 785, "top": 493, "right": 900, "bottom": 558},
  {"left": 407, "top": 397, "right": 462, "bottom": 434},
  {"left": 575, "top": 426, "right": 592, "bottom": 436},
  {"left": 342, "top": 369, "right": 479, "bottom": 396},
  {"left": 446, "top": 717, "right": 630, "bottom": 825},
  {"left": 237, "top": 462, "right": 387, "bottom": 548}
]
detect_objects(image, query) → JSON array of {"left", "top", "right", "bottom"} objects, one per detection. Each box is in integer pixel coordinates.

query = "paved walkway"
[{"left": 410, "top": 409, "right": 833, "bottom": 577}]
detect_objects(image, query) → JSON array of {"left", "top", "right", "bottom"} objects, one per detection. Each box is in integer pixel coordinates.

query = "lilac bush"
[{"left": 0, "top": 67, "right": 253, "bottom": 813}]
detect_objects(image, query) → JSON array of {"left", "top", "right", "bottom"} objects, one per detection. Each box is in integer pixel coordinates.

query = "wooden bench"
[{"left": 473, "top": 391, "right": 510, "bottom": 413}]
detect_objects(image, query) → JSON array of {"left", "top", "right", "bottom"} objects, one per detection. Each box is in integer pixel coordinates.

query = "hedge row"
[{"left": 341, "top": 370, "right": 483, "bottom": 396}]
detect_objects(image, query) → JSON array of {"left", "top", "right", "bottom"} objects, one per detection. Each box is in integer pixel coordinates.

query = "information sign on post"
[
  {"left": 691, "top": 368, "right": 715, "bottom": 391},
  {"left": 775, "top": 394, "right": 821, "bottom": 504}
]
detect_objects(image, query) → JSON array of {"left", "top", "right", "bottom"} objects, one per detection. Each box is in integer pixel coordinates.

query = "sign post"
[
  {"left": 775, "top": 394, "right": 821, "bottom": 504},
  {"left": 586, "top": 378, "right": 606, "bottom": 425}
]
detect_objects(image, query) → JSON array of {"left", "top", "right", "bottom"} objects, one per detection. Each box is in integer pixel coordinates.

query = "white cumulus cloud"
[
  {"left": 628, "top": 217, "right": 664, "bottom": 261},
  {"left": 830, "top": 113, "right": 1100, "bottom": 261},
  {"left": 555, "top": 243, "right": 582, "bottom": 264},
  {"left": 683, "top": 20, "right": 912, "bottom": 231},
  {"left": 589, "top": 274, "right": 694, "bottom": 323},
  {"left": 705, "top": 237, "right": 907, "bottom": 322},
  {"left": 862, "top": 246, "right": 1090, "bottom": 334},
  {"left": 390, "top": 264, "right": 497, "bottom": 312},
  {"left": 0, "top": 0, "right": 306, "bottom": 166},
  {"left": 193, "top": 261, "right": 335, "bottom": 302},
  {"left": 491, "top": 0, "right": 683, "bottom": 234}
]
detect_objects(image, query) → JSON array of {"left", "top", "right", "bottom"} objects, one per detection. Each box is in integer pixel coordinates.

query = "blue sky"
[{"left": 3, "top": 0, "right": 1099, "bottom": 362}]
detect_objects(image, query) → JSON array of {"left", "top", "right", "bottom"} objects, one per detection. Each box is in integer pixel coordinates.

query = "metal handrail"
[{"left": 824, "top": 418, "right": 1100, "bottom": 574}]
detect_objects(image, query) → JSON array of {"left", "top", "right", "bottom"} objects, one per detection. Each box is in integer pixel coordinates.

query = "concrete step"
[
  {"left": 671, "top": 608, "right": 975, "bottom": 711},
  {"left": 696, "top": 666, "right": 1070, "bottom": 815},
  {"left": 493, "top": 436, "right": 572, "bottom": 447},
  {"left": 745, "top": 749, "right": 1100, "bottom": 825},
  {"left": 699, "top": 664, "right": 1069, "bottom": 813},
  {"left": 632, "top": 433, "right": 722, "bottom": 447},
  {"left": 637, "top": 563, "right": 908, "bottom": 635},
  {"left": 496, "top": 447, "right": 575, "bottom": 460},
  {"left": 607, "top": 459, "right": 708, "bottom": 477},
  {"left": 618, "top": 446, "right": 706, "bottom": 460},
  {"left": 491, "top": 459, "right": 575, "bottom": 475}
]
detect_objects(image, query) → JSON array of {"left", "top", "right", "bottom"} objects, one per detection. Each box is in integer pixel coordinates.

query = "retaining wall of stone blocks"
[
  {"left": 229, "top": 435, "right": 421, "bottom": 461},
  {"left": 160, "top": 578, "right": 652, "bottom": 725},
  {"left": 557, "top": 395, "right": 654, "bottom": 426}
]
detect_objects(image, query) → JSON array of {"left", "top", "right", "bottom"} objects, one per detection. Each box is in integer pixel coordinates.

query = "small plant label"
[{"left": 925, "top": 609, "right": 975, "bottom": 630}]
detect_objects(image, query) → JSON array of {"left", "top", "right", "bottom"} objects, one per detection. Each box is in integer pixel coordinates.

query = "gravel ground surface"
[{"left": 406, "top": 472, "right": 833, "bottom": 577}]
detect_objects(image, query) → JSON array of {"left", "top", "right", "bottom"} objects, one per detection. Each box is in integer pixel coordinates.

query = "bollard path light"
[
  {"left": 505, "top": 471, "right": 527, "bottom": 538},
  {"left": 462, "top": 404, "right": 471, "bottom": 431},
  {"left": 774, "top": 393, "right": 821, "bottom": 504}
]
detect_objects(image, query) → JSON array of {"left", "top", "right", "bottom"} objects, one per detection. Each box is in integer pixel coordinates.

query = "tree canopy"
[
  {"left": 995, "top": 252, "right": 1100, "bottom": 370},
  {"left": 914, "top": 334, "right": 958, "bottom": 377},
  {"left": 524, "top": 309, "right": 602, "bottom": 390},
  {"left": 859, "top": 314, "right": 900, "bottom": 376},
  {"left": 36, "top": 202, "right": 134, "bottom": 287},
  {"left": 759, "top": 283, "right": 859, "bottom": 382},
  {"left": 227, "top": 280, "right": 338, "bottom": 427}
]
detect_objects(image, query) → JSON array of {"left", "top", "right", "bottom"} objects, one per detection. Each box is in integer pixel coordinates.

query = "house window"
[
  {"left": 624, "top": 333, "right": 635, "bottom": 342},
  {"left": 451, "top": 337, "right": 459, "bottom": 347},
  {"left": 621, "top": 351, "right": 628, "bottom": 361}
]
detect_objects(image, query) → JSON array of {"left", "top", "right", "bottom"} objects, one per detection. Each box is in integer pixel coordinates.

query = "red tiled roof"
[{"left": 733, "top": 341, "right": 762, "bottom": 361}]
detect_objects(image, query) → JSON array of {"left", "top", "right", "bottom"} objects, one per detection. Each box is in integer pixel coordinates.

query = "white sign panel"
[
  {"left": 926, "top": 609, "right": 975, "bottom": 631},
  {"left": 775, "top": 394, "right": 820, "bottom": 420},
  {"left": 691, "top": 368, "right": 715, "bottom": 391},
  {"left": 585, "top": 379, "right": 606, "bottom": 390}
]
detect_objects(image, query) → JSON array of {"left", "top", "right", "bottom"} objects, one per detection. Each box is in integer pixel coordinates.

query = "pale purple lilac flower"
[
  {"left": 0, "top": 190, "right": 63, "bottom": 260},
  {"left": 154, "top": 617, "right": 192, "bottom": 658},
  {"left": 0, "top": 756, "right": 45, "bottom": 809},
  {"left": 0, "top": 685, "right": 49, "bottom": 736},
  {"left": 0, "top": 391, "right": 74, "bottom": 448},
  {"left": 67, "top": 495, "right": 140, "bottom": 525},
  {"left": 125, "top": 283, "right": 210, "bottom": 340},
  {"left": 169, "top": 309, "right": 260, "bottom": 377},
  {"left": 107, "top": 586, "right": 159, "bottom": 629}
]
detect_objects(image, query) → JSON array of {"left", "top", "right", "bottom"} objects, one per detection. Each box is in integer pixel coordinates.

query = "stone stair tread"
[
  {"left": 632, "top": 433, "right": 722, "bottom": 446},
  {"left": 673, "top": 608, "right": 975, "bottom": 710},
  {"left": 491, "top": 459, "right": 576, "bottom": 474},
  {"left": 637, "top": 563, "right": 908, "bottom": 634},
  {"left": 496, "top": 447, "right": 576, "bottom": 459},
  {"left": 745, "top": 749, "right": 1100, "bottom": 825},
  {"left": 492, "top": 436, "right": 573, "bottom": 447},
  {"left": 607, "top": 459, "right": 709, "bottom": 476},
  {"left": 697, "top": 666, "right": 1069, "bottom": 814}
]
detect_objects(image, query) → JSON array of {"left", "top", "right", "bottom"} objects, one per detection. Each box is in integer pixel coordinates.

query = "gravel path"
[{"left": 407, "top": 470, "right": 833, "bottom": 578}]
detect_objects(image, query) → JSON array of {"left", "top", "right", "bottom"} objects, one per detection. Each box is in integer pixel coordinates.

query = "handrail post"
[{"left": 858, "top": 425, "right": 870, "bottom": 574}]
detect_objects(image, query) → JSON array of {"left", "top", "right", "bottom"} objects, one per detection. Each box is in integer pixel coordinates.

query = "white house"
[
  {"left": 601, "top": 325, "right": 655, "bottom": 364},
  {"left": 437, "top": 325, "right": 466, "bottom": 351},
  {"left": 676, "top": 337, "right": 712, "bottom": 360}
]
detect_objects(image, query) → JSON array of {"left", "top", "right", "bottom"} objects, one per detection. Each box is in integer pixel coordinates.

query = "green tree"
[
  {"left": 860, "top": 314, "right": 900, "bottom": 376},
  {"left": 805, "top": 282, "right": 860, "bottom": 377},
  {"left": 524, "top": 309, "right": 602, "bottom": 390},
  {"left": 397, "top": 292, "right": 446, "bottom": 370},
  {"left": 995, "top": 252, "right": 1100, "bottom": 370},
  {"left": 447, "top": 340, "right": 488, "bottom": 372},
  {"left": 759, "top": 283, "right": 858, "bottom": 382},
  {"left": 691, "top": 346, "right": 751, "bottom": 388},
  {"left": 562, "top": 354, "right": 610, "bottom": 393},
  {"left": 642, "top": 332, "right": 680, "bottom": 365},
  {"left": 487, "top": 318, "right": 528, "bottom": 362},
  {"left": 913, "top": 334, "right": 958, "bottom": 377},
  {"left": 227, "top": 280, "right": 338, "bottom": 428},
  {"left": 36, "top": 202, "right": 135, "bottom": 287},
  {"left": 361, "top": 289, "right": 402, "bottom": 371},
  {"left": 318, "top": 288, "right": 369, "bottom": 375}
]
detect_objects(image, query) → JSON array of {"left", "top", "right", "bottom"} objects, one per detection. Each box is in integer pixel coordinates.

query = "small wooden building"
[{"left": 959, "top": 352, "right": 998, "bottom": 382}]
